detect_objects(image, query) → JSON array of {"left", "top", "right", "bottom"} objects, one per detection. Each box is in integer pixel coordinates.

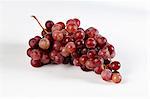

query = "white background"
[{"left": 0, "top": 0, "right": 150, "bottom": 99}]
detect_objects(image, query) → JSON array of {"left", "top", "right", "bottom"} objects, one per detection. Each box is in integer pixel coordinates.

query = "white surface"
[{"left": 0, "top": 0, "right": 149, "bottom": 98}]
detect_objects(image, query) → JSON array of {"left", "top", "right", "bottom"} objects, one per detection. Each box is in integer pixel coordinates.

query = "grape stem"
[{"left": 31, "top": 15, "right": 49, "bottom": 34}]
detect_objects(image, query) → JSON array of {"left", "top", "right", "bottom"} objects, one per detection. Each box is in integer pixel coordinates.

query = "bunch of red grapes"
[{"left": 27, "top": 16, "right": 122, "bottom": 83}]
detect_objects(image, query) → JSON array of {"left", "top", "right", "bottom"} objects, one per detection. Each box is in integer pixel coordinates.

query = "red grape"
[
  {"left": 31, "top": 59, "right": 42, "bottom": 67},
  {"left": 73, "top": 18, "right": 80, "bottom": 27},
  {"left": 52, "top": 30, "right": 64, "bottom": 41},
  {"left": 101, "top": 69, "right": 112, "bottom": 81},
  {"left": 45, "top": 20, "right": 54, "bottom": 31},
  {"left": 87, "top": 49, "right": 96, "bottom": 59},
  {"left": 30, "top": 49, "right": 42, "bottom": 60},
  {"left": 73, "top": 58, "right": 81, "bottom": 66},
  {"left": 65, "top": 42, "right": 76, "bottom": 53},
  {"left": 41, "top": 53, "right": 50, "bottom": 64},
  {"left": 85, "top": 27, "right": 99, "bottom": 38},
  {"left": 56, "top": 22, "right": 65, "bottom": 29},
  {"left": 110, "top": 61, "right": 121, "bottom": 70},
  {"left": 74, "top": 29, "right": 85, "bottom": 40},
  {"left": 39, "top": 38, "right": 50, "bottom": 50},
  {"left": 85, "top": 38, "right": 97, "bottom": 48},
  {"left": 66, "top": 23, "right": 78, "bottom": 33},
  {"left": 29, "top": 38, "right": 38, "bottom": 48},
  {"left": 27, "top": 48, "right": 33, "bottom": 57},
  {"left": 85, "top": 59, "right": 96, "bottom": 70}
]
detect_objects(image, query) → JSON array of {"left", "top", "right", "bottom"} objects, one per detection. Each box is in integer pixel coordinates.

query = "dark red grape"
[
  {"left": 56, "top": 22, "right": 65, "bottom": 29},
  {"left": 45, "top": 20, "right": 54, "bottom": 31},
  {"left": 34, "top": 36, "right": 41, "bottom": 42},
  {"left": 96, "top": 36, "right": 107, "bottom": 48},
  {"left": 31, "top": 59, "right": 42, "bottom": 67},
  {"left": 73, "top": 18, "right": 80, "bottom": 27},
  {"left": 94, "top": 64, "right": 104, "bottom": 74},
  {"left": 75, "top": 39, "right": 85, "bottom": 48},
  {"left": 29, "top": 38, "right": 38, "bottom": 48},
  {"left": 110, "top": 61, "right": 121, "bottom": 70},
  {"left": 85, "top": 27, "right": 99, "bottom": 38},
  {"left": 81, "top": 48, "right": 88, "bottom": 55},
  {"left": 27, "top": 48, "right": 33, "bottom": 57},
  {"left": 74, "top": 29, "right": 85, "bottom": 40},
  {"left": 87, "top": 49, "right": 96, "bottom": 59},
  {"left": 85, "top": 38, "right": 97, "bottom": 48}
]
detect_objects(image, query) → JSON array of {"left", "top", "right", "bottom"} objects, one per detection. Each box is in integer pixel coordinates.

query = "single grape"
[
  {"left": 39, "top": 38, "right": 50, "bottom": 50},
  {"left": 107, "top": 44, "right": 115, "bottom": 58},
  {"left": 79, "top": 55, "right": 88, "bottom": 65},
  {"left": 31, "top": 59, "right": 42, "bottom": 67},
  {"left": 85, "top": 59, "right": 96, "bottom": 70},
  {"left": 52, "top": 30, "right": 64, "bottom": 41},
  {"left": 60, "top": 47, "right": 70, "bottom": 57},
  {"left": 96, "top": 36, "right": 107, "bottom": 48},
  {"left": 111, "top": 72, "right": 122, "bottom": 83},
  {"left": 94, "top": 64, "right": 104, "bottom": 74},
  {"left": 34, "top": 36, "right": 41, "bottom": 42},
  {"left": 41, "top": 52, "right": 50, "bottom": 64},
  {"left": 75, "top": 39, "right": 85, "bottom": 48},
  {"left": 85, "top": 27, "right": 99, "bottom": 38},
  {"left": 62, "top": 36, "right": 74, "bottom": 45},
  {"left": 49, "top": 50, "right": 58, "bottom": 60},
  {"left": 53, "top": 41, "right": 62, "bottom": 51},
  {"left": 27, "top": 48, "right": 33, "bottom": 57},
  {"left": 45, "top": 20, "right": 54, "bottom": 31},
  {"left": 87, "top": 49, "right": 96, "bottom": 59},
  {"left": 56, "top": 22, "right": 65, "bottom": 29},
  {"left": 65, "top": 42, "right": 76, "bottom": 53},
  {"left": 66, "top": 23, "right": 78, "bottom": 33},
  {"left": 98, "top": 47, "right": 111, "bottom": 59},
  {"left": 110, "top": 61, "right": 121, "bottom": 70},
  {"left": 51, "top": 24, "right": 62, "bottom": 32},
  {"left": 73, "top": 18, "right": 80, "bottom": 27},
  {"left": 101, "top": 69, "right": 112, "bottom": 81},
  {"left": 73, "top": 58, "right": 81, "bottom": 66},
  {"left": 54, "top": 53, "right": 64, "bottom": 64},
  {"left": 85, "top": 38, "right": 97, "bottom": 48},
  {"left": 30, "top": 49, "right": 42, "bottom": 60},
  {"left": 74, "top": 29, "right": 85, "bottom": 40},
  {"left": 29, "top": 38, "right": 38, "bottom": 48},
  {"left": 66, "top": 19, "right": 76, "bottom": 25},
  {"left": 93, "top": 58, "right": 103, "bottom": 67}
]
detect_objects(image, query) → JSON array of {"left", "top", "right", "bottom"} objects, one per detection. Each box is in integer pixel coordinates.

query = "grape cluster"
[{"left": 27, "top": 16, "right": 122, "bottom": 84}]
